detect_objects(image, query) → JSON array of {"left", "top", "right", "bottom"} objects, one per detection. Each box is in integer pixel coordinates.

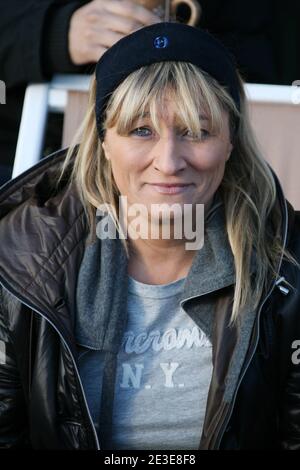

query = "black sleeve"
[
  {"left": 279, "top": 210, "right": 300, "bottom": 449},
  {"left": 0, "top": 286, "right": 30, "bottom": 448},
  {"left": 280, "top": 356, "right": 300, "bottom": 450},
  {"left": 0, "top": 1, "right": 90, "bottom": 89},
  {"left": 42, "top": 1, "right": 90, "bottom": 79},
  {"left": 197, "top": 0, "right": 277, "bottom": 83}
]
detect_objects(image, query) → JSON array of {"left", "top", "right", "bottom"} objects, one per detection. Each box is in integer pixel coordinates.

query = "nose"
[{"left": 152, "top": 132, "right": 187, "bottom": 175}]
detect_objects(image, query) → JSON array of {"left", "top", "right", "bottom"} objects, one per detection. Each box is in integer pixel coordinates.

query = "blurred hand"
[{"left": 69, "top": 0, "right": 161, "bottom": 65}]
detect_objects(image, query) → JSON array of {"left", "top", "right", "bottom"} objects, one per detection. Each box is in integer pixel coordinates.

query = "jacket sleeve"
[
  {"left": 279, "top": 349, "right": 300, "bottom": 449},
  {"left": 0, "top": 285, "right": 30, "bottom": 448},
  {"left": 279, "top": 210, "right": 300, "bottom": 449},
  {"left": 0, "top": 0, "right": 88, "bottom": 88}
]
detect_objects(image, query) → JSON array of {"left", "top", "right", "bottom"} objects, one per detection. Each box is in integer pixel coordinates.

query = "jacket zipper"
[
  {"left": 275, "top": 276, "right": 290, "bottom": 295},
  {"left": 0, "top": 281, "right": 100, "bottom": 450},
  {"left": 212, "top": 193, "right": 289, "bottom": 449}
]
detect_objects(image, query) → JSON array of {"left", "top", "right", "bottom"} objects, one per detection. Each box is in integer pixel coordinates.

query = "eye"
[
  {"left": 183, "top": 129, "right": 210, "bottom": 140},
  {"left": 130, "top": 126, "right": 152, "bottom": 137}
]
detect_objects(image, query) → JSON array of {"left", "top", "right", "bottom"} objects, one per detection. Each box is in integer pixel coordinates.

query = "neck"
[
  {"left": 126, "top": 199, "right": 215, "bottom": 284},
  {"left": 127, "top": 237, "right": 195, "bottom": 284}
]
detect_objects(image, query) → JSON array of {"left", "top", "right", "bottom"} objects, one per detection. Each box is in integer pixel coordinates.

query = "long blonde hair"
[{"left": 58, "top": 61, "right": 292, "bottom": 324}]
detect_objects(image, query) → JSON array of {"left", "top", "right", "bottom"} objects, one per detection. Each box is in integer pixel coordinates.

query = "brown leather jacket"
[{"left": 0, "top": 149, "right": 300, "bottom": 449}]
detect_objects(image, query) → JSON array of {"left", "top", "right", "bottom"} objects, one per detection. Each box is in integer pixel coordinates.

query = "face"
[{"left": 102, "top": 97, "right": 233, "bottom": 218}]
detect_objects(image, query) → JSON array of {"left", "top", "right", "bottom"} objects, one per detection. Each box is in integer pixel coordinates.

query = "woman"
[{"left": 0, "top": 22, "right": 299, "bottom": 450}]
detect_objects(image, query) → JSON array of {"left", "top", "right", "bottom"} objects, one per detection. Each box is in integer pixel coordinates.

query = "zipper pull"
[{"left": 275, "top": 276, "right": 290, "bottom": 295}]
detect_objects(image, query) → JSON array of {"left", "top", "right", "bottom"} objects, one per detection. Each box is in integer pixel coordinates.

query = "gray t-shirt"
[{"left": 78, "top": 275, "right": 213, "bottom": 450}]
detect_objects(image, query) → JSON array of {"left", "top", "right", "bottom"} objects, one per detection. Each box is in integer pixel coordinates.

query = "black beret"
[{"left": 95, "top": 21, "right": 241, "bottom": 139}]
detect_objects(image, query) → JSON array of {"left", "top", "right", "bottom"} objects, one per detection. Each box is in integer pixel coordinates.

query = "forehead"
[
  {"left": 107, "top": 85, "right": 230, "bottom": 136},
  {"left": 133, "top": 109, "right": 210, "bottom": 124},
  {"left": 135, "top": 110, "right": 209, "bottom": 119}
]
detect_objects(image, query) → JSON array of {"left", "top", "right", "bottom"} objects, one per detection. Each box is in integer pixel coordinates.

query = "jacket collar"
[
  {"left": 180, "top": 198, "right": 236, "bottom": 302},
  {"left": 0, "top": 150, "right": 87, "bottom": 340}
]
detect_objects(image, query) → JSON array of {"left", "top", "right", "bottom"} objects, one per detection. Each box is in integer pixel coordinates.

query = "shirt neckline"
[{"left": 128, "top": 275, "right": 186, "bottom": 299}]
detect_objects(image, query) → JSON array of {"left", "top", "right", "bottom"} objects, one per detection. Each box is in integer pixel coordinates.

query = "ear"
[{"left": 102, "top": 141, "right": 110, "bottom": 160}]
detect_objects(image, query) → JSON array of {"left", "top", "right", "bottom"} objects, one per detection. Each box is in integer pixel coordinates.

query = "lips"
[
  {"left": 150, "top": 183, "right": 191, "bottom": 187},
  {"left": 148, "top": 183, "right": 192, "bottom": 195}
]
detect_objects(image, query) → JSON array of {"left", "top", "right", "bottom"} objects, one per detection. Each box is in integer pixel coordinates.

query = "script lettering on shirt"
[{"left": 122, "top": 326, "right": 211, "bottom": 354}]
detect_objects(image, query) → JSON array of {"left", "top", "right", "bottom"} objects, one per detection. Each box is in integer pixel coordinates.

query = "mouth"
[{"left": 148, "top": 183, "right": 193, "bottom": 195}]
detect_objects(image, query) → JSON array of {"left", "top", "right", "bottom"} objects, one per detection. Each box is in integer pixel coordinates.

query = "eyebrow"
[{"left": 134, "top": 112, "right": 209, "bottom": 121}]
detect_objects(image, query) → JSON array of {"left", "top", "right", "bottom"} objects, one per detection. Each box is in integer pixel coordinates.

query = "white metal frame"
[
  {"left": 12, "top": 77, "right": 298, "bottom": 179},
  {"left": 12, "top": 75, "right": 91, "bottom": 178}
]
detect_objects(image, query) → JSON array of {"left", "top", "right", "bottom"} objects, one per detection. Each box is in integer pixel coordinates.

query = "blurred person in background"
[{"left": 0, "top": 0, "right": 278, "bottom": 186}]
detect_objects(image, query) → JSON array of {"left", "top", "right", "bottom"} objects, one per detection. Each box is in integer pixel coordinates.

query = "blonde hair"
[{"left": 58, "top": 61, "right": 294, "bottom": 324}]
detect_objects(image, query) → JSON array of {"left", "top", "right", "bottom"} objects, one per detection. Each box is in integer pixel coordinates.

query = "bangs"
[{"left": 103, "top": 62, "right": 239, "bottom": 139}]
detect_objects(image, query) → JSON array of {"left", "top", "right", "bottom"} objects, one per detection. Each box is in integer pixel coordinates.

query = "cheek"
[
  {"left": 193, "top": 145, "right": 229, "bottom": 172},
  {"left": 109, "top": 150, "right": 143, "bottom": 193},
  {"left": 110, "top": 141, "right": 145, "bottom": 169}
]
